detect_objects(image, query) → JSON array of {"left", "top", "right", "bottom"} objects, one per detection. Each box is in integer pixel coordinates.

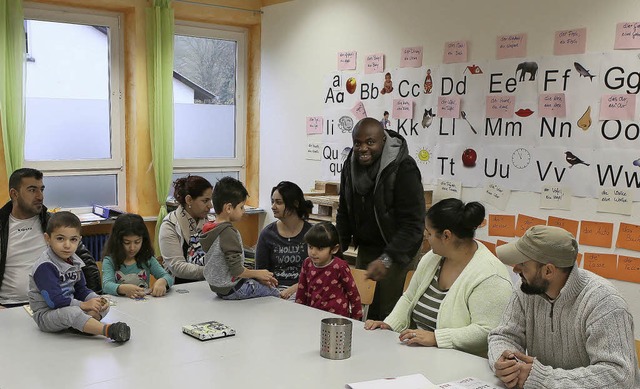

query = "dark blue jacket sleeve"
[
  {"left": 73, "top": 272, "right": 94, "bottom": 302},
  {"left": 33, "top": 263, "right": 71, "bottom": 308}
]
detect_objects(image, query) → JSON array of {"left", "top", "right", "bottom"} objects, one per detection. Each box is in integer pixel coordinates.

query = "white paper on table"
[
  {"left": 346, "top": 373, "right": 437, "bottom": 389},
  {"left": 438, "top": 376, "right": 500, "bottom": 389}
]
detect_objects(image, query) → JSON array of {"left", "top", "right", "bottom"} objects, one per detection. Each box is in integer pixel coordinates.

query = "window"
[
  {"left": 172, "top": 23, "right": 247, "bottom": 185},
  {"left": 23, "top": 5, "right": 124, "bottom": 211}
]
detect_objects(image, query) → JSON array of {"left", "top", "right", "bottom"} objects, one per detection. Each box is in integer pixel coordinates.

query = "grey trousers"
[{"left": 33, "top": 304, "right": 109, "bottom": 332}]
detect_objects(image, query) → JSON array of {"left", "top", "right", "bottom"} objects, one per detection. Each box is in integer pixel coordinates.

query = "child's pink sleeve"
[{"left": 295, "top": 259, "right": 309, "bottom": 305}]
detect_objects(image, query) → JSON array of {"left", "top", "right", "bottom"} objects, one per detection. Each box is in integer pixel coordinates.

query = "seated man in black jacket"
[{"left": 0, "top": 168, "right": 101, "bottom": 308}]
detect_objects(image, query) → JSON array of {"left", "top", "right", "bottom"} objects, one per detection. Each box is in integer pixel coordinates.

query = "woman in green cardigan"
[{"left": 365, "top": 198, "right": 513, "bottom": 357}]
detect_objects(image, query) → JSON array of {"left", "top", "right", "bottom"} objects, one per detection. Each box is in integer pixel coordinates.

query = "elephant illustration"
[{"left": 515, "top": 61, "right": 538, "bottom": 81}]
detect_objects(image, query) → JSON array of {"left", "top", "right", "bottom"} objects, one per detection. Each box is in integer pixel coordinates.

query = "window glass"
[
  {"left": 174, "top": 34, "right": 237, "bottom": 160},
  {"left": 169, "top": 171, "right": 239, "bottom": 197},
  {"left": 44, "top": 175, "right": 117, "bottom": 209},
  {"left": 172, "top": 24, "right": 245, "bottom": 172},
  {"left": 24, "top": 20, "right": 112, "bottom": 161},
  {"left": 23, "top": 7, "right": 124, "bottom": 209}
]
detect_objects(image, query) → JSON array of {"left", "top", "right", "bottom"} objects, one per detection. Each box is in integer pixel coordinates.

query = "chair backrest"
[
  {"left": 636, "top": 339, "right": 640, "bottom": 368},
  {"left": 403, "top": 270, "right": 415, "bottom": 292},
  {"left": 350, "top": 268, "right": 376, "bottom": 321}
]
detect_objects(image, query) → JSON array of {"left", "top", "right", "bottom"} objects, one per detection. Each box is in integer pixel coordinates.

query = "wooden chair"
[
  {"left": 636, "top": 339, "right": 640, "bottom": 368},
  {"left": 403, "top": 270, "right": 415, "bottom": 292},
  {"left": 351, "top": 268, "right": 376, "bottom": 321}
]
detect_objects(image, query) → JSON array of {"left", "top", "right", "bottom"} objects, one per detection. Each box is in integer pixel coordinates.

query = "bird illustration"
[{"left": 565, "top": 151, "right": 590, "bottom": 168}]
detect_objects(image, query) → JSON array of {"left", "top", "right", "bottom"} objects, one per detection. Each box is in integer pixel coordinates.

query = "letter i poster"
[{"left": 320, "top": 51, "right": 640, "bottom": 201}]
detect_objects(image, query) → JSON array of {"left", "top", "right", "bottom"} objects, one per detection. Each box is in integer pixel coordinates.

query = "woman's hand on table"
[
  {"left": 399, "top": 328, "right": 437, "bottom": 347},
  {"left": 364, "top": 320, "right": 391, "bottom": 330}
]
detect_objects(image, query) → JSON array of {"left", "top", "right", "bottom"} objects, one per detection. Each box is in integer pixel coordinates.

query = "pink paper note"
[
  {"left": 400, "top": 47, "right": 423, "bottom": 68},
  {"left": 337, "top": 51, "right": 357, "bottom": 70},
  {"left": 554, "top": 28, "right": 587, "bottom": 55},
  {"left": 486, "top": 95, "right": 515, "bottom": 118},
  {"left": 365, "top": 53, "right": 384, "bottom": 74},
  {"left": 393, "top": 99, "right": 413, "bottom": 119},
  {"left": 443, "top": 41, "right": 468, "bottom": 64},
  {"left": 614, "top": 22, "right": 640, "bottom": 50},
  {"left": 538, "top": 93, "right": 566, "bottom": 118},
  {"left": 351, "top": 101, "right": 367, "bottom": 121},
  {"left": 496, "top": 33, "right": 527, "bottom": 59},
  {"left": 600, "top": 94, "right": 637, "bottom": 120},
  {"left": 437, "top": 96, "right": 461, "bottom": 119},
  {"left": 306, "top": 116, "right": 323, "bottom": 135}
]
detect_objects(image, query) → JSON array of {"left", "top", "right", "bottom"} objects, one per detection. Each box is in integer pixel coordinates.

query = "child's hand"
[
  {"left": 118, "top": 284, "right": 146, "bottom": 299},
  {"left": 150, "top": 278, "right": 168, "bottom": 297},
  {"left": 99, "top": 297, "right": 109, "bottom": 312},
  {"left": 255, "top": 270, "right": 278, "bottom": 288},
  {"left": 280, "top": 284, "right": 297, "bottom": 299},
  {"left": 80, "top": 297, "right": 105, "bottom": 313}
]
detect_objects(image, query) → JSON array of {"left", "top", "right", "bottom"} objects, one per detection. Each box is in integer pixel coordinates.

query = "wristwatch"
[{"left": 380, "top": 253, "right": 393, "bottom": 269}]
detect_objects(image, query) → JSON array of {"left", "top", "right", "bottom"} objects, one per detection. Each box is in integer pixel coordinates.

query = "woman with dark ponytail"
[
  {"left": 255, "top": 181, "right": 314, "bottom": 300},
  {"left": 365, "top": 198, "right": 513, "bottom": 357},
  {"left": 158, "top": 175, "right": 213, "bottom": 284}
]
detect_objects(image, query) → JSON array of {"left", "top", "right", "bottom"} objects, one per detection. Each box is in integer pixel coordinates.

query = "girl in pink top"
[{"left": 295, "top": 222, "right": 363, "bottom": 320}]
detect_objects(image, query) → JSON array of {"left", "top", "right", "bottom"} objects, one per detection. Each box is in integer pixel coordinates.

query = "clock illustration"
[{"left": 512, "top": 148, "right": 531, "bottom": 169}]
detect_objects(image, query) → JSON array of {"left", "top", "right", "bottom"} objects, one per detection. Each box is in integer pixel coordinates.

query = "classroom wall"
[{"left": 260, "top": 0, "right": 640, "bottom": 337}]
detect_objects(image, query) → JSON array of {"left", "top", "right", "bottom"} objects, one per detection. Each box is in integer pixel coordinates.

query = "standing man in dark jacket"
[
  {"left": 0, "top": 168, "right": 101, "bottom": 308},
  {"left": 337, "top": 117, "right": 425, "bottom": 320}
]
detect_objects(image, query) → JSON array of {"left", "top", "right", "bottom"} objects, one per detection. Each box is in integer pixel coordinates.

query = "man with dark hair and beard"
[
  {"left": 488, "top": 226, "right": 639, "bottom": 389},
  {"left": 0, "top": 168, "right": 101, "bottom": 308}
]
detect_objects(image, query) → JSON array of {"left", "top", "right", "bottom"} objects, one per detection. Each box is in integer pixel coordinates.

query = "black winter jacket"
[{"left": 336, "top": 130, "right": 425, "bottom": 266}]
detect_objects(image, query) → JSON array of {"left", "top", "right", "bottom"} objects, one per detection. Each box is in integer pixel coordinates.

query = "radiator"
[{"left": 82, "top": 233, "right": 110, "bottom": 261}]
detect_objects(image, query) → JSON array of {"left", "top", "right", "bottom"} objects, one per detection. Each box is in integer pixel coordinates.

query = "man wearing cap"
[{"left": 487, "top": 225, "right": 639, "bottom": 389}]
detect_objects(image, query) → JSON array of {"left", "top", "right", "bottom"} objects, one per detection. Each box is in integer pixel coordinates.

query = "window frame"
[
  {"left": 173, "top": 21, "right": 247, "bottom": 181},
  {"left": 22, "top": 3, "right": 126, "bottom": 211}
]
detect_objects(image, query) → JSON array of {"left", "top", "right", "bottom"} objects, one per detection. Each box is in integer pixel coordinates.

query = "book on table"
[{"left": 182, "top": 320, "right": 236, "bottom": 341}]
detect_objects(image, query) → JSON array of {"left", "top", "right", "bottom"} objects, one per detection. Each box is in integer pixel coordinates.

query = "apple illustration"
[
  {"left": 462, "top": 148, "right": 477, "bottom": 167},
  {"left": 346, "top": 77, "right": 357, "bottom": 94}
]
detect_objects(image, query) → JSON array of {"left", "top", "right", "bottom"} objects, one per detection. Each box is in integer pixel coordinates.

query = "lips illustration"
[{"left": 515, "top": 108, "right": 534, "bottom": 117}]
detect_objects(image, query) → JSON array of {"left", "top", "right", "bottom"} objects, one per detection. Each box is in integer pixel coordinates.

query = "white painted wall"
[{"left": 260, "top": 0, "right": 640, "bottom": 337}]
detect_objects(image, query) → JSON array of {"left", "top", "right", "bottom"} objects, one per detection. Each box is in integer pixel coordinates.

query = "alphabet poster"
[{"left": 319, "top": 51, "right": 640, "bottom": 201}]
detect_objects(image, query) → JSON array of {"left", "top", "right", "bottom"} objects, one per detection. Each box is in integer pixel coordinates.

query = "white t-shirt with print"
[{"left": 0, "top": 215, "right": 47, "bottom": 305}]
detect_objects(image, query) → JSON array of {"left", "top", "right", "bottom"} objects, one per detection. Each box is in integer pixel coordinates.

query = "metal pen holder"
[{"left": 320, "top": 317, "right": 352, "bottom": 360}]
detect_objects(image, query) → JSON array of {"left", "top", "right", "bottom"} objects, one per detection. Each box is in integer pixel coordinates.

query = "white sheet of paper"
[
  {"left": 597, "top": 187, "right": 632, "bottom": 215},
  {"left": 438, "top": 377, "right": 500, "bottom": 389},
  {"left": 482, "top": 182, "right": 510, "bottom": 210},
  {"left": 306, "top": 140, "right": 322, "bottom": 161},
  {"left": 433, "top": 179, "right": 462, "bottom": 204},
  {"left": 539, "top": 185, "right": 571, "bottom": 210},
  {"left": 346, "top": 374, "right": 437, "bottom": 389}
]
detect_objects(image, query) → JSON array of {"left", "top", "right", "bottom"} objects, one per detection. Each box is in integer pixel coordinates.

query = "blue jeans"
[{"left": 220, "top": 279, "right": 280, "bottom": 300}]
